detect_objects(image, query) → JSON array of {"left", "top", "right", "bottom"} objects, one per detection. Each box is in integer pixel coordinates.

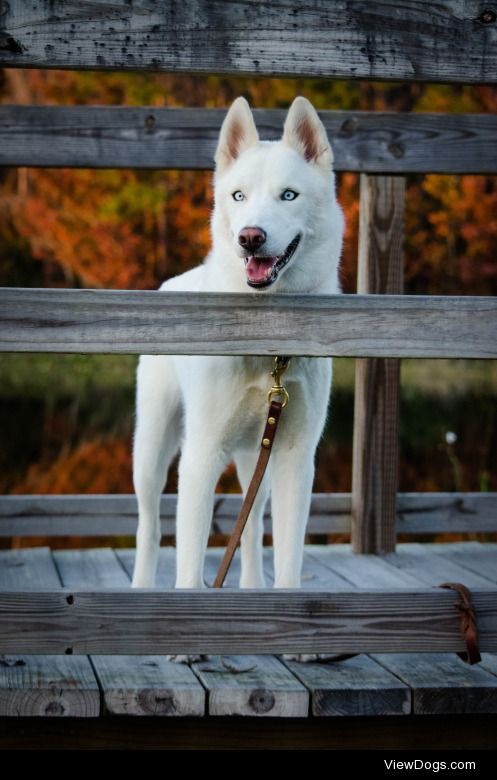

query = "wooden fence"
[
  {"left": 1, "top": 1, "right": 496, "bottom": 83},
  {"left": 0, "top": 0, "right": 496, "bottom": 654}
]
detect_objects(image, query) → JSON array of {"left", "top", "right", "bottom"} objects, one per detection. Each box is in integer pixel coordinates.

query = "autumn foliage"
[{"left": 0, "top": 69, "right": 496, "bottom": 497}]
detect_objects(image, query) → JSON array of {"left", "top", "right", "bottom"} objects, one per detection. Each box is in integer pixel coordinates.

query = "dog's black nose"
[{"left": 238, "top": 227, "right": 267, "bottom": 253}]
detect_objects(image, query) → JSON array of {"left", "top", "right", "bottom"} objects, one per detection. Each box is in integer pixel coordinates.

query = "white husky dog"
[{"left": 132, "top": 96, "right": 343, "bottom": 591}]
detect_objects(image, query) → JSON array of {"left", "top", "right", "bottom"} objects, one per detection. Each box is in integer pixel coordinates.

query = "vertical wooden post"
[{"left": 351, "top": 175, "right": 405, "bottom": 554}]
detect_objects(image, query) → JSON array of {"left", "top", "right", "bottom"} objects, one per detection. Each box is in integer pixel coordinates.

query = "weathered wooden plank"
[
  {"left": 433, "top": 542, "right": 497, "bottom": 584},
  {"left": 383, "top": 542, "right": 496, "bottom": 588},
  {"left": 0, "top": 493, "right": 351, "bottom": 537},
  {"left": 1, "top": 589, "right": 496, "bottom": 655},
  {"left": 352, "top": 175, "right": 404, "bottom": 554},
  {"left": 0, "top": 547, "right": 60, "bottom": 588},
  {"left": 367, "top": 543, "right": 497, "bottom": 716},
  {"left": 0, "top": 654, "right": 100, "bottom": 718},
  {"left": 299, "top": 552, "right": 351, "bottom": 591},
  {"left": 91, "top": 655, "right": 205, "bottom": 717},
  {"left": 480, "top": 653, "right": 497, "bottom": 678},
  {"left": 396, "top": 493, "right": 497, "bottom": 534},
  {"left": 193, "top": 654, "right": 308, "bottom": 717},
  {"left": 2, "top": 107, "right": 497, "bottom": 174},
  {"left": 53, "top": 548, "right": 129, "bottom": 589},
  {"left": 1, "top": 2, "right": 496, "bottom": 84},
  {"left": 374, "top": 653, "right": 497, "bottom": 715},
  {"left": 56, "top": 547, "right": 205, "bottom": 717},
  {"left": 285, "top": 654, "right": 410, "bottom": 717},
  {"left": 0, "top": 548, "right": 99, "bottom": 717},
  {"left": 307, "top": 545, "right": 421, "bottom": 588},
  {"left": 1, "top": 288, "right": 497, "bottom": 359},
  {"left": 2, "top": 493, "right": 497, "bottom": 536},
  {"left": 120, "top": 547, "right": 310, "bottom": 715}
]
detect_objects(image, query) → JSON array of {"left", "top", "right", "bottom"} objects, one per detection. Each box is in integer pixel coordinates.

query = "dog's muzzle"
[{"left": 244, "top": 235, "right": 301, "bottom": 288}]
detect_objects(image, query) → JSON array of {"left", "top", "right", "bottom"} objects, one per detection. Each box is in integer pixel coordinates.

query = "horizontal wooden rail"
[
  {"left": 1, "top": 107, "right": 497, "bottom": 174},
  {"left": 1, "top": 289, "right": 497, "bottom": 358},
  {"left": 0, "top": 2, "right": 496, "bottom": 84},
  {"left": 1, "top": 493, "right": 496, "bottom": 537},
  {"left": 0, "top": 589, "right": 496, "bottom": 655}
]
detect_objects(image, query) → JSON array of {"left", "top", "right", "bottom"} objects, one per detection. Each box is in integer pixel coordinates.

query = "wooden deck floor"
[{"left": 1, "top": 542, "right": 497, "bottom": 720}]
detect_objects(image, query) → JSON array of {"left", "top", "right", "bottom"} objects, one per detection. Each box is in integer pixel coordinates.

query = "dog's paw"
[
  {"left": 282, "top": 653, "right": 322, "bottom": 663},
  {"left": 165, "top": 654, "right": 208, "bottom": 664},
  {"left": 282, "top": 653, "right": 352, "bottom": 663}
]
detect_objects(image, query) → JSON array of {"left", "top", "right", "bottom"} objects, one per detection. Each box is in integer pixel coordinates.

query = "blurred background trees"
[{"left": 1, "top": 69, "right": 496, "bottom": 500}]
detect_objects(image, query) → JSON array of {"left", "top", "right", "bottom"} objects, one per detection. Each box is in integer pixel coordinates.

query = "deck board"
[
  {"left": 367, "top": 543, "right": 497, "bottom": 714},
  {"left": 306, "top": 544, "right": 421, "bottom": 588},
  {"left": 1, "top": 543, "right": 497, "bottom": 719},
  {"left": 373, "top": 653, "right": 497, "bottom": 714},
  {"left": 193, "top": 654, "right": 308, "bottom": 717},
  {"left": 432, "top": 542, "right": 497, "bottom": 584},
  {"left": 382, "top": 542, "right": 496, "bottom": 588},
  {"left": 117, "top": 547, "right": 313, "bottom": 716},
  {"left": 284, "top": 655, "right": 410, "bottom": 717},
  {"left": 55, "top": 548, "right": 205, "bottom": 717},
  {"left": 0, "top": 548, "right": 99, "bottom": 717}
]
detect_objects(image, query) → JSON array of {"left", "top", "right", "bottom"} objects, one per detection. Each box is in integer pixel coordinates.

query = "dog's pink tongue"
[{"left": 245, "top": 257, "right": 275, "bottom": 283}]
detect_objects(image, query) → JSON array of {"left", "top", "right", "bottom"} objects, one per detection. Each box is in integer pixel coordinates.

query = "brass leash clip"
[{"left": 268, "top": 355, "right": 291, "bottom": 408}]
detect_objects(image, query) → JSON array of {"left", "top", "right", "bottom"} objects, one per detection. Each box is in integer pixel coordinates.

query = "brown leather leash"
[
  {"left": 213, "top": 356, "right": 290, "bottom": 589},
  {"left": 439, "top": 582, "right": 481, "bottom": 665}
]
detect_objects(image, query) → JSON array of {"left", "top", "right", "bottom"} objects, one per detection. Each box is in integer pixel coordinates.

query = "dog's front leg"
[
  {"left": 175, "top": 443, "right": 226, "bottom": 588},
  {"left": 271, "top": 449, "right": 314, "bottom": 588},
  {"left": 235, "top": 451, "right": 270, "bottom": 588}
]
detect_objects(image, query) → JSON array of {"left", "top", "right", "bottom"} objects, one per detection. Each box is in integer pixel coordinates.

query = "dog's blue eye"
[
  {"left": 281, "top": 189, "right": 299, "bottom": 201},
  {"left": 232, "top": 191, "right": 245, "bottom": 202}
]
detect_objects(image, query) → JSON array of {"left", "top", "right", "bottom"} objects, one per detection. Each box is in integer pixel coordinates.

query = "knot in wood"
[
  {"left": 153, "top": 694, "right": 176, "bottom": 715},
  {"left": 45, "top": 700, "right": 65, "bottom": 716},
  {"left": 248, "top": 688, "right": 275, "bottom": 714},
  {"left": 0, "top": 34, "right": 24, "bottom": 53},
  {"left": 339, "top": 117, "right": 359, "bottom": 137},
  {"left": 477, "top": 8, "right": 496, "bottom": 24},
  {"left": 388, "top": 142, "right": 405, "bottom": 159},
  {"left": 145, "top": 114, "right": 156, "bottom": 132}
]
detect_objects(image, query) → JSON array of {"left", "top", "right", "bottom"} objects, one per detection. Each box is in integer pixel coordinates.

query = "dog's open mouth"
[{"left": 244, "top": 235, "right": 301, "bottom": 288}]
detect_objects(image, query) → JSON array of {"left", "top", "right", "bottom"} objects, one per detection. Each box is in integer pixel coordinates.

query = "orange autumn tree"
[
  {"left": 0, "top": 69, "right": 365, "bottom": 292},
  {"left": 2, "top": 71, "right": 496, "bottom": 296},
  {"left": 1, "top": 70, "right": 497, "bottom": 496}
]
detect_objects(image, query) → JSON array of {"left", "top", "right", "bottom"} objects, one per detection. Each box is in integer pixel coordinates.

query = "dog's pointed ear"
[
  {"left": 282, "top": 97, "right": 333, "bottom": 171},
  {"left": 215, "top": 97, "right": 259, "bottom": 174}
]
